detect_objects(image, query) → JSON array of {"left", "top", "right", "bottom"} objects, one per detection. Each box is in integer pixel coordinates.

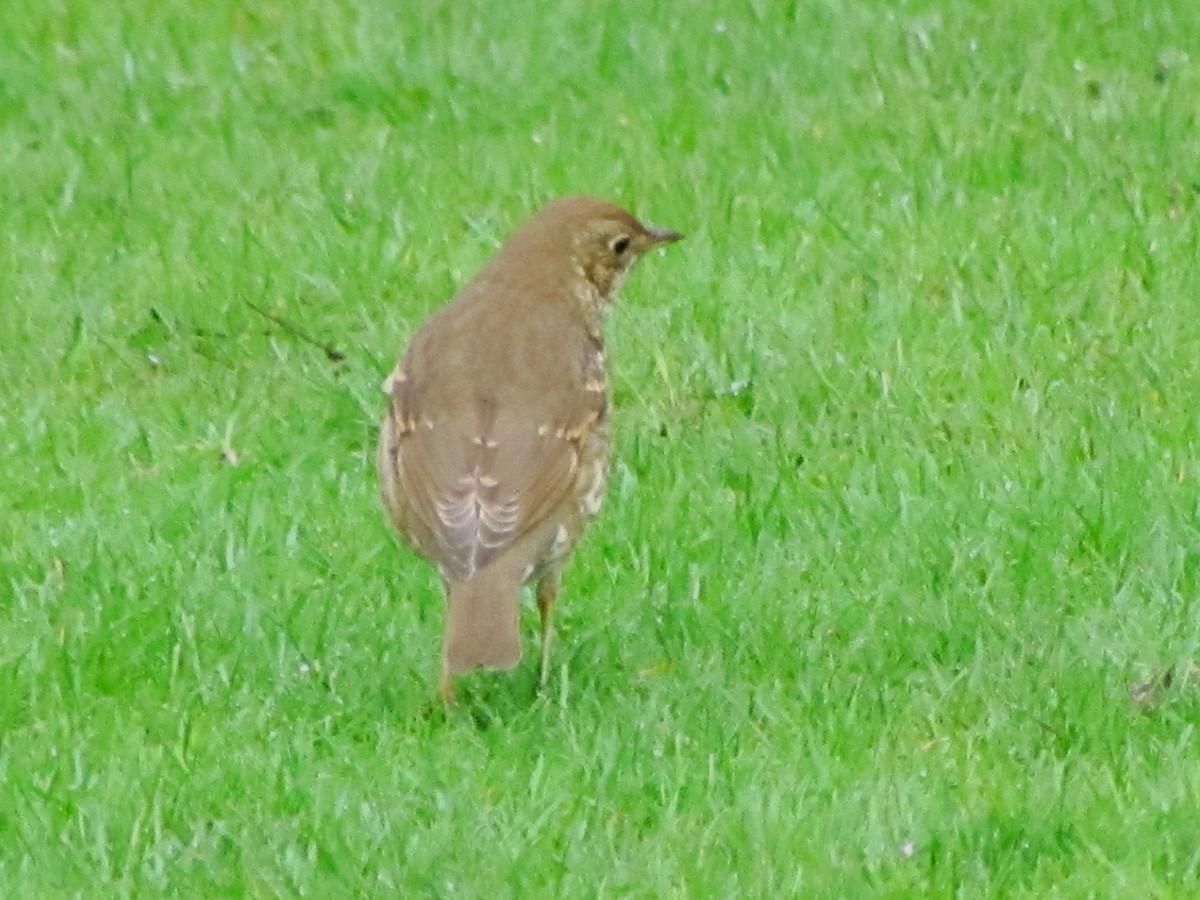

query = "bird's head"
[
  {"left": 499, "top": 196, "right": 682, "bottom": 303},
  {"left": 566, "top": 200, "right": 682, "bottom": 298}
]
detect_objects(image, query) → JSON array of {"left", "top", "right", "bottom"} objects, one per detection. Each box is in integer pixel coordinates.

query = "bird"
[{"left": 377, "top": 195, "right": 681, "bottom": 702}]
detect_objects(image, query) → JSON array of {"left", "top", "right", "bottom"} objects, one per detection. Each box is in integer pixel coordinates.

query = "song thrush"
[{"left": 377, "top": 195, "right": 681, "bottom": 701}]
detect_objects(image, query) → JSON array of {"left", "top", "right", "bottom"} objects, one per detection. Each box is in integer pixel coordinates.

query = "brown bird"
[{"left": 377, "top": 195, "right": 681, "bottom": 702}]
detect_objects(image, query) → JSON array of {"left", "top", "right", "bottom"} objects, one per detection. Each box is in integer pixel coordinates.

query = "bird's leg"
[
  {"left": 438, "top": 577, "right": 456, "bottom": 704},
  {"left": 438, "top": 653, "right": 456, "bottom": 705},
  {"left": 536, "top": 571, "right": 562, "bottom": 688}
]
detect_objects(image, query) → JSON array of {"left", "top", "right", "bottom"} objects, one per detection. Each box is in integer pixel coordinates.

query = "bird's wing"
[{"left": 386, "top": 366, "right": 601, "bottom": 581}]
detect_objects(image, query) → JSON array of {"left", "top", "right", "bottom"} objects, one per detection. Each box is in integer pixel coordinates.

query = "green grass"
[{"left": 4, "top": 0, "right": 1200, "bottom": 895}]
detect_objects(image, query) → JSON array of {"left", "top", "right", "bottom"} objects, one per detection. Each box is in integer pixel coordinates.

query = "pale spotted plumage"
[{"left": 377, "top": 195, "right": 680, "bottom": 702}]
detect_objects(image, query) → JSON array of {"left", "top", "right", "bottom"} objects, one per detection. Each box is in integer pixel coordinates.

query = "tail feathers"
[{"left": 444, "top": 569, "right": 522, "bottom": 673}]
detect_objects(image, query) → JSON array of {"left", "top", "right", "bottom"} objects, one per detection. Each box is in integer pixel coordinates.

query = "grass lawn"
[{"left": 4, "top": 0, "right": 1200, "bottom": 895}]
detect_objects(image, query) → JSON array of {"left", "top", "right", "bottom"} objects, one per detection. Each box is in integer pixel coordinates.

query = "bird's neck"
[{"left": 570, "top": 276, "right": 611, "bottom": 343}]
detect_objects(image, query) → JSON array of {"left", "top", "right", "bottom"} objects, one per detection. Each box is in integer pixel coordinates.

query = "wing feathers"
[
  {"left": 434, "top": 472, "right": 522, "bottom": 577},
  {"left": 391, "top": 406, "right": 587, "bottom": 580},
  {"left": 384, "top": 325, "right": 604, "bottom": 581}
]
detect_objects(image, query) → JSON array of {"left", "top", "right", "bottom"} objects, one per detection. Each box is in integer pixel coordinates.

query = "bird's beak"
[{"left": 643, "top": 227, "right": 683, "bottom": 247}]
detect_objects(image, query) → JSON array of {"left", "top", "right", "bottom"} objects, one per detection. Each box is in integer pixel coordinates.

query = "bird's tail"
[{"left": 444, "top": 566, "right": 523, "bottom": 673}]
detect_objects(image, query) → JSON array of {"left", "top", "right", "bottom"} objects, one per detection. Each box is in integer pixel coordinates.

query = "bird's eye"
[{"left": 610, "top": 235, "right": 631, "bottom": 255}]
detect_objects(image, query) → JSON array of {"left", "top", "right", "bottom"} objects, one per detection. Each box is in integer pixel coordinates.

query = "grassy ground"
[{"left": 4, "top": 0, "right": 1200, "bottom": 895}]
